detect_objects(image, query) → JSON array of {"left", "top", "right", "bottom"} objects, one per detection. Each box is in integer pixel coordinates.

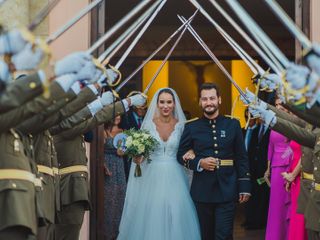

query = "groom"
[{"left": 177, "top": 83, "right": 251, "bottom": 240}]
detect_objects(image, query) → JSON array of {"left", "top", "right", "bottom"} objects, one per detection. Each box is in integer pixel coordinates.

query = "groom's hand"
[
  {"left": 239, "top": 193, "right": 250, "bottom": 203},
  {"left": 200, "top": 157, "right": 218, "bottom": 171}
]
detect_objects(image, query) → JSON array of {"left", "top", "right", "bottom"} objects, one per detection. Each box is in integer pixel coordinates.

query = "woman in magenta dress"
[
  {"left": 283, "top": 141, "right": 308, "bottom": 240},
  {"left": 265, "top": 129, "right": 292, "bottom": 240}
]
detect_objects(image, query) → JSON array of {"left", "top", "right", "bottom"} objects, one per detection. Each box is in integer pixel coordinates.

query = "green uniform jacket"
[
  {"left": 267, "top": 104, "right": 315, "bottom": 214},
  {"left": 284, "top": 103, "right": 320, "bottom": 128},
  {"left": 0, "top": 73, "right": 43, "bottom": 113},
  {"left": 53, "top": 101, "right": 125, "bottom": 212},
  {"left": 272, "top": 117, "right": 320, "bottom": 231},
  {"left": 14, "top": 86, "right": 98, "bottom": 224}
]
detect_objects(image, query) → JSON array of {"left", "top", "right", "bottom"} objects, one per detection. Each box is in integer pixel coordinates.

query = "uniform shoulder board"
[
  {"left": 224, "top": 115, "right": 240, "bottom": 121},
  {"left": 185, "top": 117, "right": 199, "bottom": 123}
]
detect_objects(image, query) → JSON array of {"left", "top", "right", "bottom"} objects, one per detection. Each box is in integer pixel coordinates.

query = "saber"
[
  {"left": 226, "top": 0, "right": 290, "bottom": 68},
  {"left": 144, "top": 24, "right": 187, "bottom": 94},
  {"left": 114, "top": 0, "right": 167, "bottom": 69},
  {"left": 180, "top": 16, "right": 248, "bottom": 101},
  {"left": 115, "top": 9, "right": 199, "bottom": 92},
  {"left": 46, "top": 0, "right": 104, "bottom": 44},
  {"left": 87, "top": 0, "right": 152, "bottom": 54},
  {"left": 99, "top": 0, "right": 164, "bottom": 64},
  {"left": 207, "top": 0, "right": 282, "bottom": 75},
  {"left": 264, "top": 0, "right": 312, "bottom": 49},
  {"left": 189, "top": 0, "right": 281, "bottom": 75},
  {"left": 28, "top": 0, "right": 61, "bottom": 31}
]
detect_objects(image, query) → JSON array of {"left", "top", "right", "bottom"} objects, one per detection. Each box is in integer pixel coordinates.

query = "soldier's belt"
[
  {"left": 37, "top": 165, "right": 55, "bottom": 177},
  {"left": 302, "top": 172, "right": 314, "bottom": 181},
  {"left": 314, "top": 183, "right": 320, "bottom": 191},
  {"left": 217, "top": 159, "right": 234, "bottom": 167},
  {"left": 0, "top": 169, "right": 42, "bottom": 187},
  {"left": 58, "top": 165, "right": 88, "bottom": 175}
]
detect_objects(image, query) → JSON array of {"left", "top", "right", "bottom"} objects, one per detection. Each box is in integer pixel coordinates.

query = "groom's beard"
[{"left": 203, "top": 104, "right": 219, "bottom": 116}]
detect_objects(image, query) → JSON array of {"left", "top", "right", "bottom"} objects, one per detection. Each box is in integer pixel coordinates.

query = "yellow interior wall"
[
  {"left": 142, "top": 61, "right": 169, "bottom": 105},
  {"left": 231, "top": 60, "right": 255, "bottom": 127},
  {"left": 169, "top": 61, "right": 231, "bottom": 118}
]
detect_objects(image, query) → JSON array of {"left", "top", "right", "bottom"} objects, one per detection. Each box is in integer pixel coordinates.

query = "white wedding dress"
[{"left": 118, "top": 88, "right": 201, "bottom": 240}]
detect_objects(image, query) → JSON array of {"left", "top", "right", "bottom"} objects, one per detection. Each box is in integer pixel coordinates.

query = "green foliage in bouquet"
[{"left": 123, "top": 128, "right": 159, "bottom": 163}]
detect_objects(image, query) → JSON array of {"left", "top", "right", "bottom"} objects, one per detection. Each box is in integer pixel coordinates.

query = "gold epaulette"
[
  {"left": 185, "top": 117, "right": 199, "bottom": 123},
  {"left": 224, "top": 115, "right": 240, "bottom": 121}
]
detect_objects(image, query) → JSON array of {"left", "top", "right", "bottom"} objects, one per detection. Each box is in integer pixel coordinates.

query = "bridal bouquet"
[{"left": 114, "top": 129, "right": 158, "bottom": 177}]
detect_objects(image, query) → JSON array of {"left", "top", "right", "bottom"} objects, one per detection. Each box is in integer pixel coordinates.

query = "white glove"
[
  {"left": 105, "top": 68, "right": 119, "bottom": 85},
  {"left": 11, "top": 42, "right": 43, "bottom": 70},
  {"left": 240, "top": 88, "right": 267, "bottom": 110},
  {"left": 75, "top": 61, "right": 102, "bottom": 82},
  {"left": 264, "top": 73, "right": 282, "bottom": 90},
  {"left": 0, "top": 60, "right": 11, "bottom": 83},
  {"left": 0, "top": 29, "right": 27, "bottom": 55},
  {"left": 54, "top": 52, "right": 92, "bottom": 76},
  {"left": 305, "top": 71, "right": 320, "bottom": 108},
  {"left": 99, "top": 91, "right": 114, "bottom": 106},
  {"left": 306, "top": 44, "right": 320, "bottom": 76},
  {"left": 129, "top": 94, "right": 147, "bottom": 107},
  {"left": 55, "top": 74, "right": 77, "bottom": 92},
  {"left": 259, "top": 78, "right": 268, "bottom": 89},
  {"left": 249, "top": 104, "right": 276, "bottom": 127},
  {"left": 286, "top": 63, "right": 310, "bottom": 90}
]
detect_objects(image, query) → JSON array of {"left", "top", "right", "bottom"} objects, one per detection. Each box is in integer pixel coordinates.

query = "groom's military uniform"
[{"left": 177, "top": 115, "right": 251, "bottom": 240}]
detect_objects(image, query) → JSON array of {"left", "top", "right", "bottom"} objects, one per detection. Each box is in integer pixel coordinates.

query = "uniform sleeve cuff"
[
  {"left": 37, "top": 70, "right": 46, "bottom": 84},
  {"left": 88, "top": 98, "right": 103, "bottom": 116},
  {"left": 71, "top": 81, "right": 81, "bottom": 95},
  {"left": 87, "top": 84, "right": 98, "bottom": 95},
  {"left": 197, "top": 159, "right": 204, "bottom": 172},
  {"left": 122, "top": 100, "right": 130, "bottom": 112}
]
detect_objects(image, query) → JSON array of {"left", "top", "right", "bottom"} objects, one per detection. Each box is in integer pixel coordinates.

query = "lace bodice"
[{"left": 145, "top": 122, "right": 184, "bottom": 162}]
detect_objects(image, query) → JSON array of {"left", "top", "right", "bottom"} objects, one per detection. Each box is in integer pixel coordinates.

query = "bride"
[{"left": 117, "top": 88, "right": 201, "bottom": 240}]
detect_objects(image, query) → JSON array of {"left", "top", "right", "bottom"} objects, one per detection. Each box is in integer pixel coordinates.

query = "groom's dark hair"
[
  {"left": 199, "top": 82, "right": 220, "bottom": 97},
  {"left": 157, "top": 88, "right": 176, "bottom": 102}
]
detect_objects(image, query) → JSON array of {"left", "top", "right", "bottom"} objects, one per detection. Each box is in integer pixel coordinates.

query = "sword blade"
[
  {"left": 208, "top": 0, "right": 275, "bottom": 75},
  {"left": 115, "top": 0, "right": 167, "bottom": 69},
  {"left": 115, "top": 9, "right": 199, "bottom": 92},
  {"left": 99, "top": 0, "right": 162, "bottom": 64},
  {"left": 190, "top": 0, "right": 282, "bottom": 75},
  {"left": 226, "top": 0, "right": 290, "bottom": 68},
  {"left": 46, "top": 0, "right": 103, "bottom": 44},
  {"left": 28, "top": 0, "right": 61, "bottom": 31},
  {"left": 87, "top": 0, "right": 152, "bottom": 54},
  {"left": 265, "top": 0, "right": 311, "bottom": 49},
  {"left": 144, "top": 23, "right": 188, "bottom": 94},
  {"left": 180, "top": 17, "right": 248, "bottom": 101}
]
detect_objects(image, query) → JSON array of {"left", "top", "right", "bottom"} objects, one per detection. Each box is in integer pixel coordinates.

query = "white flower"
[
  {"left": 132, "top": 140, "right": 139, "bottom": 146},
  {"left": 138, "top": 144, "right": 145, "bottom": 154},
  {"left": 126, "top": 136, "right": 133, "bottom": 147}
]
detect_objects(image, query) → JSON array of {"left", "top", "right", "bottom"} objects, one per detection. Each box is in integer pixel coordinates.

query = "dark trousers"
[
  {"left": 195, "top": 201, "right": 235, "bottom": 240},
  {"left": 308, "top": 230, "right": 320, "bottom": 240},
  {"left": 55, "top": 202, "right": 85, "bottom": 240},
  {"left": 0, "top": 226, "right": 35, "bottom": 240},
  {"left": 37, "top": 224, "right": 54, "bottom": 240},
  {"left": 244, "top": 180, "right": 269, "bottom": 228}
]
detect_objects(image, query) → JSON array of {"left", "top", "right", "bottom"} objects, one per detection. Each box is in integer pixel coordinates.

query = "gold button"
[
  {"left": 213, "top": 130, "right": 216, "bottom": 133},
  {"left": 215, "top": 151, "right": 218, "bottom": 154},
  {"left": 214, "top": 144, "right": 218, "bottom": 147},
  {"left": 214, "top": 137, "right": 217, "bottom": 140},
  {"left": 40, "top": 177, "right": 43, "bottom": 180},
  {"left": 12, "top": 183, "right": 17, "bottom": 188},
  {"left": 315, "top": 167, "right": 318, "bottom": 171},
  {"left": 29, "top": 82, "right": 36, "bottom": 89},
  {"left": 212, "top": 125, "right": 216, "bottom": 128},
  {"left": 81, "top": 174, "right": 84, "bottom": 177},
  {"left": 65, "top": 98, "right": 69, "bottom": 102}
]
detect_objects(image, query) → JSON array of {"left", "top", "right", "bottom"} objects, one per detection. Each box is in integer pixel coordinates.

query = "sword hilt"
[{"left": 107, "top": 64, "right": 122, "bottom": 87}]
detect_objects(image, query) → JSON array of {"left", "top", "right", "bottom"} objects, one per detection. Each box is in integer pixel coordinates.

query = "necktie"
[
  {"left": 258, "top": 125, "right": 265, "bottom": 142},
  {"left": 137, "top": 117, "right": 142, "bottom": 129}
]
